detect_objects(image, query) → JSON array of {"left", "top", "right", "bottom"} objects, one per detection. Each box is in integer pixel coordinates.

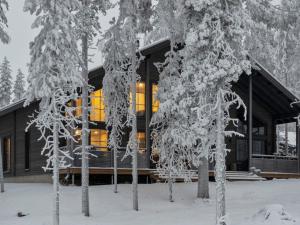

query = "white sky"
[
  {"left": 0, "top": 0, "right": 117, "bottom": 81},
  {"left": 0, "top": 0, "right": 281, "bottom": 81}
]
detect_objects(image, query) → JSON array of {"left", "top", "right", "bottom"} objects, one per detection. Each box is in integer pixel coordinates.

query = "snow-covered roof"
[{"left": 0, "top": 98, "right": 25, "bottom": 113}]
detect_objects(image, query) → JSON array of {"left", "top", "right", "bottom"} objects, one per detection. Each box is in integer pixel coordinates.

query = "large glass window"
[
  {"left": 137, "top": 132, "right": 146, "bottom": 153},
  {"left": 130, "top": 82, "right": 145, "bottom": 113},
  {"left": 90, "top": 89, "right": 105, "bottom": 122},
  {"left": 25, "top": 131, "right": 30, "bottom": 170},
  {"left": 75, "top": 98, "right": 82, "bottom": 117},
  {"left": 152, "top": 84, "right": 159, "bottom": 113},
  {"left": 2, "top": 137, "right": 11, "bottom": 172},
  {"left": 90, "top": 129, "right": 108, "bottom": 151}
]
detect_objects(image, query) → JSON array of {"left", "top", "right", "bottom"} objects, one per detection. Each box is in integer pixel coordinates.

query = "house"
[{"left": 1, "top": 39, "right": 300, "bottom": 183}]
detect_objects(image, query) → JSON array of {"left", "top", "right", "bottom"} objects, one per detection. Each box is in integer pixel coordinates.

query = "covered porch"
[{"left": 229, "top": 60, "right": 300, "bottom": 174}]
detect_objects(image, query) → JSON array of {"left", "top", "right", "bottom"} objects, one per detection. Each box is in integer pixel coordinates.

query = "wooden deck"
[
  {"left": 59, "top": 167, "right": 155, "bottom": 176},
  {"left": 59, "top": 167, "right": 300, "bottom": 180},
  {"left": 260, "top": 172, "right": 300, "bottom": 179}
]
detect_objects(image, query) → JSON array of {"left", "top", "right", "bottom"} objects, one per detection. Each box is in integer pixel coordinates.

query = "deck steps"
[
  {"left": 225, "top": 171, "right": 266, "bottom": 181},
  {"left": 150, "top": 170, "right": 266, "bottom": 182}
]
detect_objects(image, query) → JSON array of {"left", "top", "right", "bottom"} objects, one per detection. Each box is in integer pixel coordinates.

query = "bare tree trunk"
[
  {"left": 197, "top": 157, "right": 209, "bottom": 199},
  {"left": 53, "top": 122, "right": 60, "bottom": 225},
  {"left": 0, "top": 138, "right": 4, "bottom": 193},
  {"left": 215, "top": 92, "right": 226, "bottom": 225},
  {"left": 113, "top": 145, "right": 118, "bottom": 193},
  {"left": 81, "top": 5, "right": 90, "bottom": 216},
  {"left": 131, "top": 46, "right": 138, "bottom": 211},
  {"left": 168, "top": 173, "right": 174, "bottom": 202}
]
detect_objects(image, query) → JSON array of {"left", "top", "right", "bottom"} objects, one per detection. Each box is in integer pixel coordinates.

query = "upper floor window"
[
  {"left": 90, "top": 89, "right": 105, "bottom": 122},
  {"left": 130, "top": 82, "right": 145, "bottom": 114},
  {"left": 152, "top": 84, "right": 159, "bottom": 113}
]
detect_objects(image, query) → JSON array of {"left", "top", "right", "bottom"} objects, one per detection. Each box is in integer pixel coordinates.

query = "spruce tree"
[
  {"left": 0, "top": 0, "right": 9, "bottom": 43},
  {"left": 13, "top": 69, "right": 26, "bottom": 102},
  {"left": 0, "top": 57, "right": 12, "bottom": 107}
]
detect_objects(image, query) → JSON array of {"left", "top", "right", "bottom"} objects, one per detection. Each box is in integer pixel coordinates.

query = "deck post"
[
  {"left": 145, "top": 56, "right": 152, "bottom": 168},
  {"left": 248, "top": 74, "right": 253, "bottom": 170},
  {"left": 0, "top": 138, "right": 4, "bottom": 192},
  {"left": 297, "top": 121, "right": 300, "bottom": 173}
]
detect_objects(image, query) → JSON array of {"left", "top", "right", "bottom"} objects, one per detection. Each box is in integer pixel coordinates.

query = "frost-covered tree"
[
  {"left": 75, "top": 0, "right": 110, "bottom": 216},
  {"left": 102, "top": 17, "right": 129, "bottom": 194},
  {"left": 13, "top": 69, "right": 25, "bottom": 102},
  {"left": 110, "top": 0, "right": 152, "bottom": 210},
  {"left": 24, "top": 1, "right": 83, "bottom": 225},
  {"left": 0, "top": 57, "right": 12, "bottom": 107},
  {"left": 150, "top": 0, "right": 191, "bottom": 203},
  {"left": 0, "top": 0, "right": 9, "bottom": 44},
  {"left": 179, "top": 1, "right": 251, "bottom": 224}
]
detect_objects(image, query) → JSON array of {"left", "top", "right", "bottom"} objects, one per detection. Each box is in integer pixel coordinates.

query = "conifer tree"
[
  {"left": 0, "top": 57, "right": 12, "bottom": 107},
  {"left": 0, "top": 0, "right": 9, "bottom": 43},
  {"left": 13, "top": 69, "right": 26, "bottom": 102}
]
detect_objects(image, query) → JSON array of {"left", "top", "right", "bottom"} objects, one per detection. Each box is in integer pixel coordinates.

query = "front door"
[{"left": 236, "top": 138, "right": 249, "bottom": 171}]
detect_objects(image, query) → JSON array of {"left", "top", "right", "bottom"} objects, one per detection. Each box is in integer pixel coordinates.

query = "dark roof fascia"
[
  {"left": 250, "top": 57, "right": 300, "bottom": 111},
  {"left": 0, "top": 99, "right": 26, "bottom": 117}
]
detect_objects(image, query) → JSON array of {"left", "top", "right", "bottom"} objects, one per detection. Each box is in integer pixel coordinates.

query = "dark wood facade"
[{"left": 1, "top": 39, "right": 300, "bottom": 181}]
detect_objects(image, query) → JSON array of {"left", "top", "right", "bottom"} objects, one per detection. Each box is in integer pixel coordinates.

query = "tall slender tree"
[
  {"left": 0, "top": 0, "right": 9, "bottom": 44},
  {"left": 0, "top": 57, "right": 12, "bottom": 107},
  {"left": 13, "top": 69, "right": 26, "bottom": 102},
  {"left": 0, "top": 0, "right": 9, "bottom": 194},
  {"left": 75, "top": 0, "right": 110, "bottom": 216},
  {"left": 102, "top": 18, "right": 129, "bottom": 194},
  {"left": 178, "top": 1, "right": 251, "bottom": 224},
  {"left": 24, "top": 1, "right": 83, "bottom": 225},
  {"left": 150, "top": 0, "right": 191, "bottom": 203}
]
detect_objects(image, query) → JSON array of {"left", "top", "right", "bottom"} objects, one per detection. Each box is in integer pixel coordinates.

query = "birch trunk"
[
  {"left": 131, "top": 45, "right": 138, "bottom": 211},
  {"left": 113, "top": 145, "right": 118, "bottom": 193},
  {"left": 81, "top": 4, "right": 90, "bottom": 216},
  {"left": 53, "top": 122, "right": 60, "bottom": 225},
  {"left": 0, "top": 138, "right": 4, "bottom": 193},
  {"left": 197, "top": 157, "right": 209, "bottom": 199},
  {"left": 215, "top": 92, "right": 226, "bottom": 225},
  {"left": 168, "top": 173, "right": 174, "bottom": 202}
]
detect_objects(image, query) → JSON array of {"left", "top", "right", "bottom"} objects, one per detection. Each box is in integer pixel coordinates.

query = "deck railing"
[
  {"left": 252, "top": 154, "right": 299, "bottom": 173},
  {"left": 66, "top": 146, "right": 149, "bottom": 169}
]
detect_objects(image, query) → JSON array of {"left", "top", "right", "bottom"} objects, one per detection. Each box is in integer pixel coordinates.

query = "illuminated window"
[
  {"left": 90, "top": 89, "right": 105, "bottom": 122},
  {"left": 2, "top": 137, "right": 11, "bottom": 172},
  {"left": 90, "top": 129, "right": 108, "bottom": 151},
  {"left": 75, "top": 98, "right": 82, "bottom": 117},
  {"left": 74, "top": 129, "right": 82, "bottom": 144},
  {"left": 137, "top": 132, "right": 146, "bottom": 152},
  {"left": 130, "top": 82, "right": 145, "bottom": 113},
  {"left": 152, "top": 84, "right": 159, "bottom": 113}
]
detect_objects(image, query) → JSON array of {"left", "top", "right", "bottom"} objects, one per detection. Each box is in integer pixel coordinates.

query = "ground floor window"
[
  {"left": 152, "top": 84, "right": 159, "bottom": 113},
  {"left": 137, "top": 132, "right": 146, "bottom": 153},
  {"left": 90, "top": 129, "right": 108, "bottom": 151},
  {"left": 2, "top": 137, "right": 11, "bottom": 172},
  {"left": 276, "top": 122, "right": 297, "bottom": 157}
]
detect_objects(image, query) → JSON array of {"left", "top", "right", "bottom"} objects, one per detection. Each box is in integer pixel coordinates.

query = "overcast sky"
[{"left": 0, "top": 0, "right": 117, "bottom": 81}]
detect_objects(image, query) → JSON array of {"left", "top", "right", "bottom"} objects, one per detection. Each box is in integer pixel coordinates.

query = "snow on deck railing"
[{"left": 252, "top": 154, "right": 298, "bottom": 160}]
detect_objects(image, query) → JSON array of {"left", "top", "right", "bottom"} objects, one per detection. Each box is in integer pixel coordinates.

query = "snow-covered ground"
[{"left": 0, "top": 180, "right": 300, "bottom": 225}]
